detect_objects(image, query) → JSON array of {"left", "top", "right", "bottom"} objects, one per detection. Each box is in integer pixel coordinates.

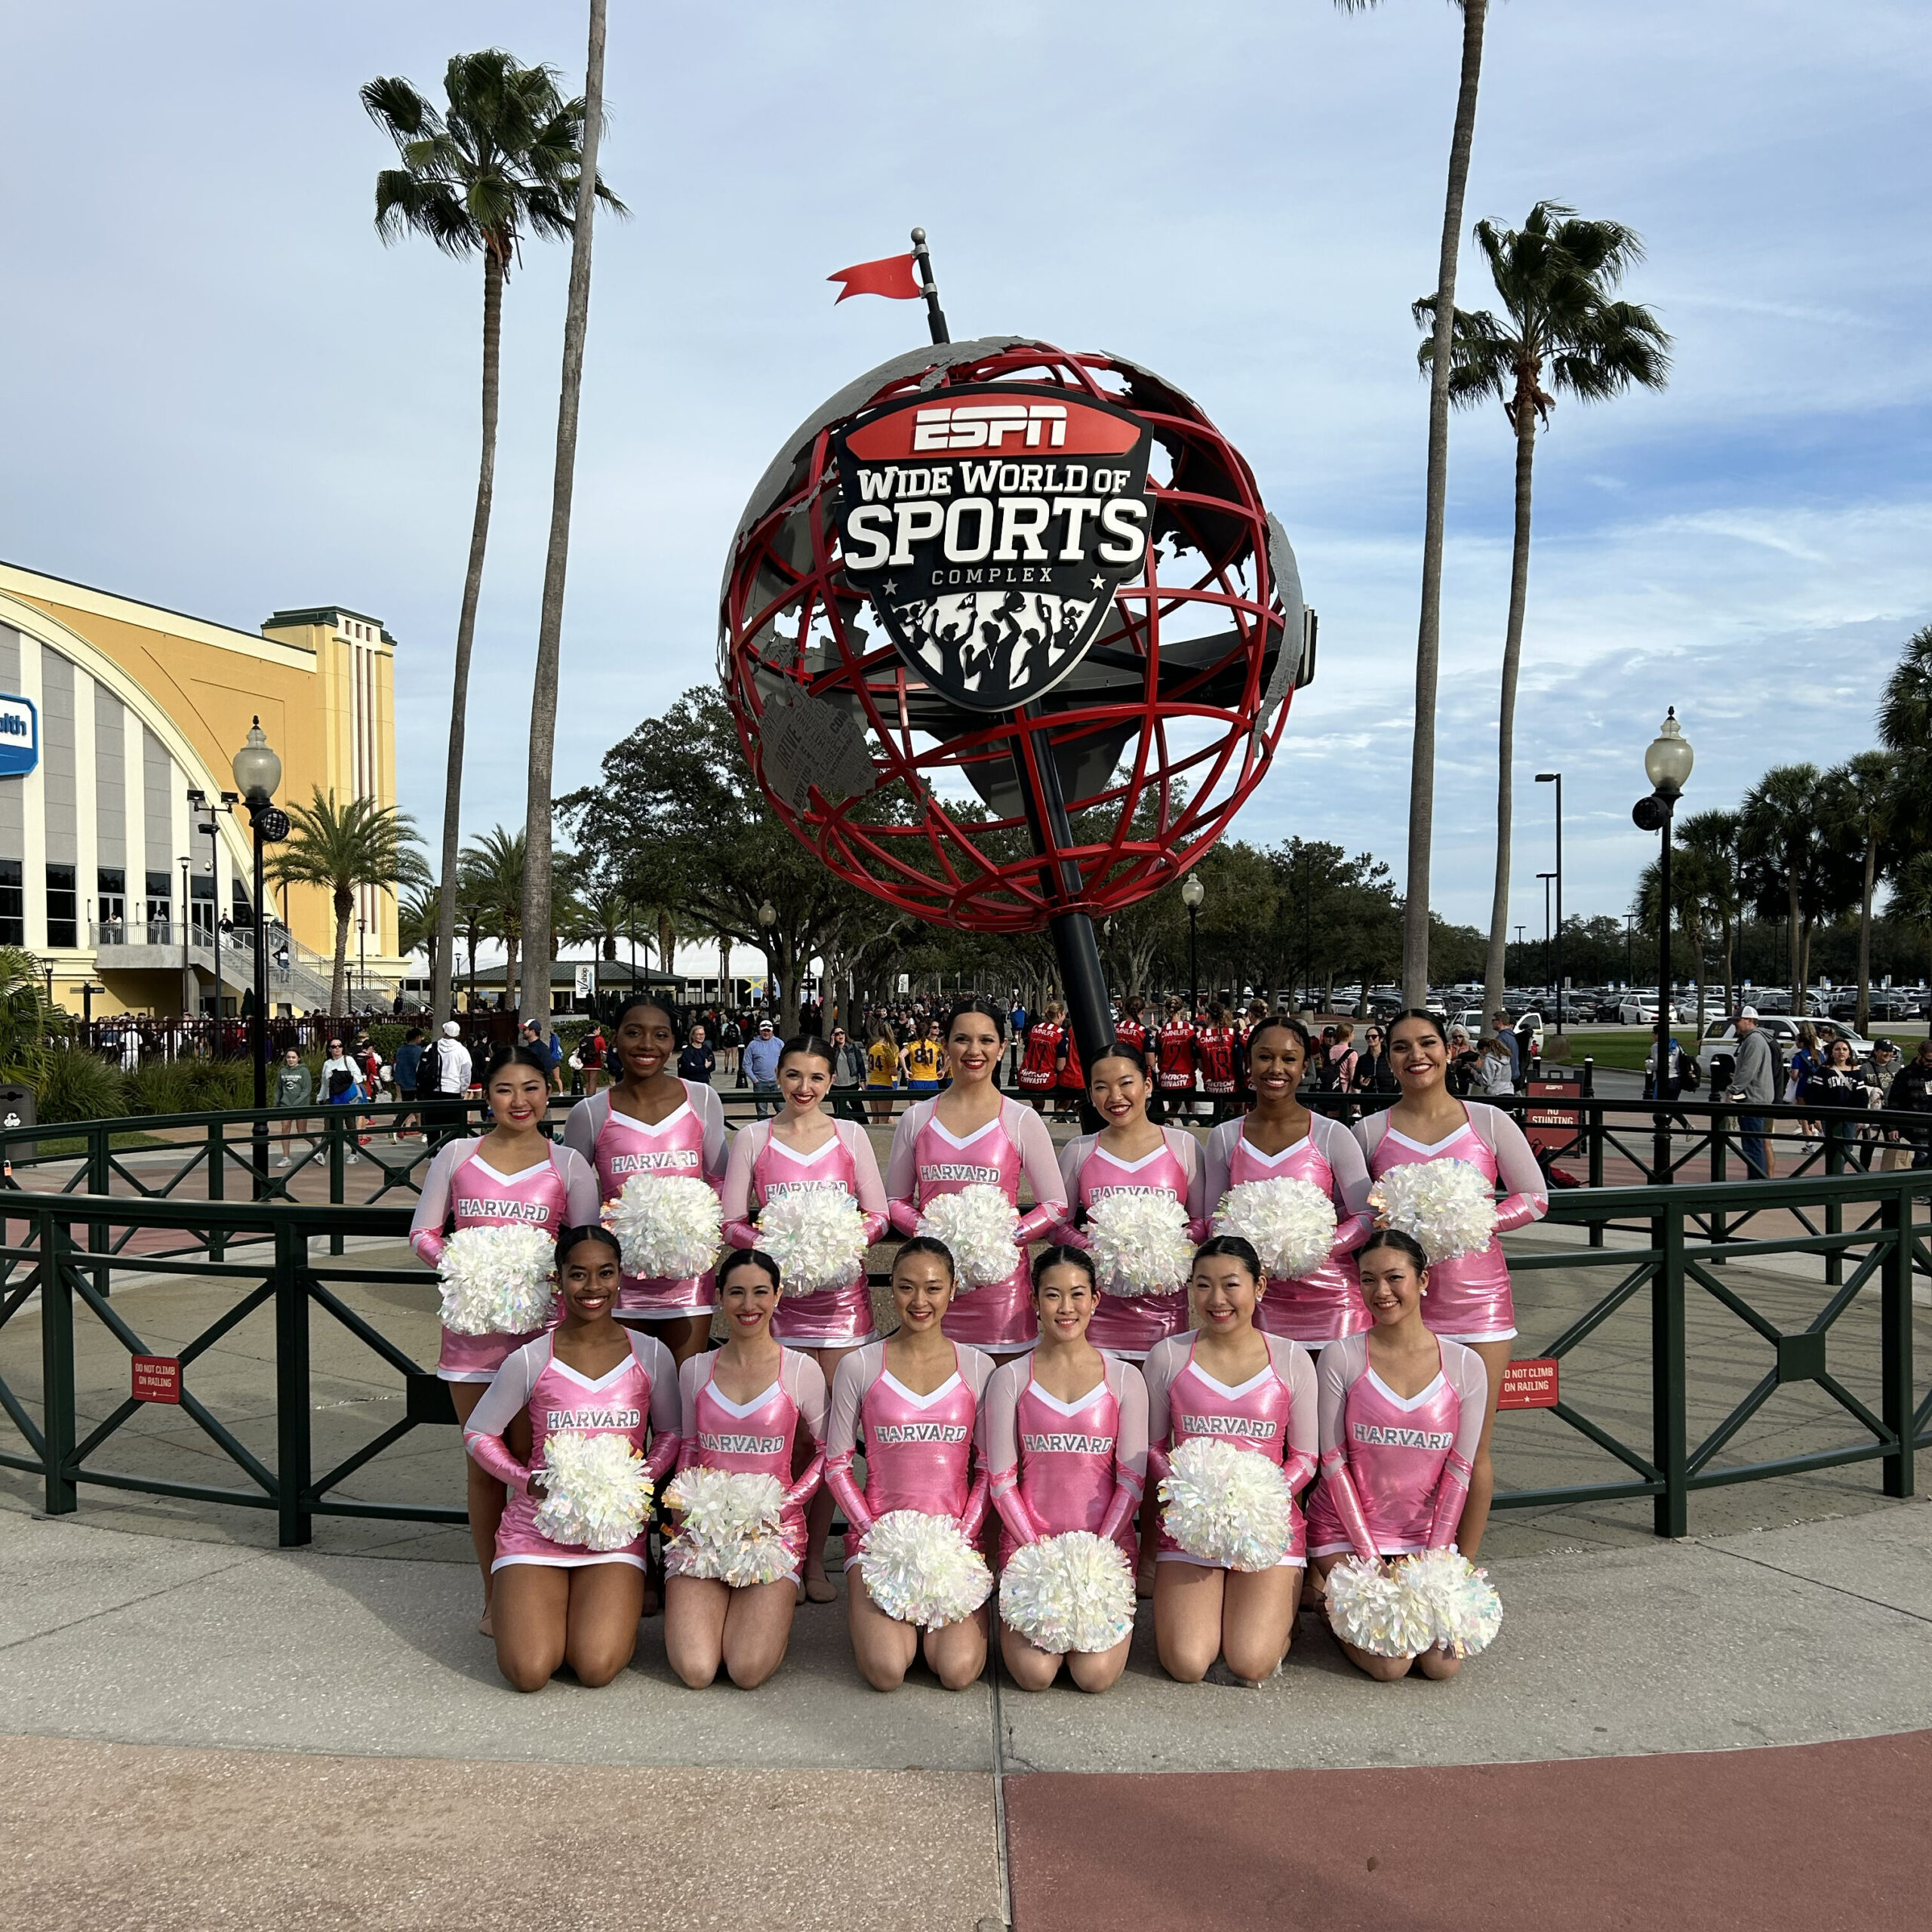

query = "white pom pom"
[
  {"left": 1212, "top": 1177, "right": 1338, "bottom": 1281},
  {"left": 1324, "top": 1555, "right": 1435, "bottom": 1657},
  {"left": 531, "top": 1429, "right": 653, "bottom": 1550},
  {"left": 859, "top": 1509, "right": 993, "bottom": 1629},
  {"left": 1369, "top": 1158, "right": 1499, "bottom": 1263},
  {"left": 605, "top": 1174, "right": 722, "bottom": 1281},
  {"left": 662, "top": 1466, "right": 793, "bottom": 1586},
  {"left": 998, "top": 1530, "right": 1136, "bottom": 1655},
  {"left": 1085, "top": 1191, "right": 1195, "bottom": 1297},
  {"left": 756, "top": 1190, "right": 869, "bottom": 1294},
  {"left": 436, "top": 1224, "right": 557, "bottom": 1335},
  {"left": 1158, "top": 1438, "right": 1293, "bottom": 1571},
  {"left": 1399, "top": 1546, "right": 1503, "bottom": 1658},
  {"left": 915, "top": 1185, "right": 1021, "bottom": 1291}
]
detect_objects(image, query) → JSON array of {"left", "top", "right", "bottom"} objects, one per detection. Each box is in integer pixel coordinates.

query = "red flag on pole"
[{"left": 828, "top": 252, "right": 922, "bottom": 303}]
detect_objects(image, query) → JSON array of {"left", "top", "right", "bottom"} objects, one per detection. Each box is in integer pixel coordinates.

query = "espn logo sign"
[{"left": 912, "top": 402, "right": 1068, "bottom": 452}]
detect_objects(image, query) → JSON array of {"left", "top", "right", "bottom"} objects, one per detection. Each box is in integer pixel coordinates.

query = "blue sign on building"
[{"left": 0, "top": 696, "right": 38, "bottom": 777}]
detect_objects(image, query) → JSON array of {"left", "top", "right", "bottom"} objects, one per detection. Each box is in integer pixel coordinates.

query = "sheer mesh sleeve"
[
  {"left": 1050, "top": 1136, "right": 1094, "bottom": 1247},
  {"left": 694, "top": 1082, "right": 730, "bottom": 1183},
  {"left": 1471, "top": 1103, "right": 1549, "bottom": 1232},
  {"left": 1316, "top": 1115, "right": 1375, "bottom": 1258},
  {"left": 780, "top": 1349, "right": 829, "bottom": 1509},
  {"left": 1010, "top": 1102, "right": 1069, "bottom": 1241},
  {"left": 982, "top": 1358, "right": 1044, "bottom": 1546},
  {"left": 1098, "top": 1358, "right": 1150, "bottom": 1541},
  {"left": 839, "top": 1118, "right": 890, "bottom": 1244},
  {"left": 1314, "top": 1335, "right": 1377, "bottom": 1564},
  {"left": 630, "top": 1333, "right": 685, "bottom": 1484},
  {"left": 1352, "top": 1112, "right": 1388, "bottom": 1176},
  {"left": 1267, "top": 1334, "right": 1320, "bottom": 1492},
  {"left": 823, "top": 1342, "right": 883, "bottom": 1536},
  {"left": 561, "top": 1094, "right": 602, "bottom": 1168},
  {"left": 673, "top": 1353, "right": 710, "bottom": 1475},
  {"left": 461, "top": 1340, "right": 544, "bottom": 1491},
  {"left": 958, "top": 1344, "right": 996, "bottom": 1537},
  {"left": 1426, "top": 1340, "right": 1491, "bottom": 1549},
  {"left": 1140, "top": 1336, "right": 1183, "bottom": 1484},
  {"left": 408, "top": 1140, "right": 472, "bottom": 1267},
  {"left": 1201, "top": 1119, "right": 1239, "bottom": 1215},
  {"left": 884, "top": 1101, "right": 929, "bottom": 1236},
  {"left": 1165, "top": 1126, "right": 1209, "bottom": 1240},
  {"left": 556, "top": 1146, "right": 602, "bottom": 1229},
  {"left": 719, "top": 1121, "right": 765, "bottom": 1251}
]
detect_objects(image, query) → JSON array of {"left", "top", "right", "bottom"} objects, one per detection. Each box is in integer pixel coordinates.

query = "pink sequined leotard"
[
  {"left": 562, "top": 1084, "right": 729, "bottom": 1320},
  {"left": 983, "top": 1354, "right": 1149, "bottom": 1570},
  {"left": 411, "top": 1139, "right": 601, "bottom": 1382},
  {"left": 1355, "top": 1103, "right": 1547, "bottom": 1343},
  {"left": 884, "top": 1097, "right": 1066, "bottom": 1352},
  {"left": 720, "top": 1118, "right": 887, "bottom": 1350},
  {"left": 1051, "top": 1128, "right": 1206, "bottom": 1359},
  {"left": 824, "top": 1340, "right": 995, "bottom": 1580},
  {"left": 1142, "top": 1331, "right": 1318, "bottom": 1569},
  {"left": 463, "top": 1330, "right": 681, "bottom": 1570},
  {"left": 1203, "top": 1114, "right": 1374, "bottom": 1348},
  {"left": 670, "top": 1348, "right": 828, "bottom": 1583},
  {"left": 1303, "top": 1331, "right": 1487, "bottom": 1559}
]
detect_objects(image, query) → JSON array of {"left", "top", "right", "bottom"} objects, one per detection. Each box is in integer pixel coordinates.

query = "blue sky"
[{"left": 1, "top": 1, "right": 1924, "bottom": 932}]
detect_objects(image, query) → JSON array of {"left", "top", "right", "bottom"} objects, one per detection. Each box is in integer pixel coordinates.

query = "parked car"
[
  {"left": 1701, "top": 1017, "right": 1874, "bottom": 1060},
  {"left": 1617, "top": 998, "right": 1682, "bottom": 1026}
]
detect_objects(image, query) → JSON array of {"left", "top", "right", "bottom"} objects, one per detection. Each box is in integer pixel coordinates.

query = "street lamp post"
[
  {"left": 758, "top": 900, "right": 777, "bottom": 1018},
  {"left": 1536, "top": 771, "right": 1563, "bottom": 1033},
  {"left": 178, "top": 854, "right": 192, "bottom": 1027},
  {"left": 1181, "top": 873, "right": 1204, "bottom": 1018},
  {"left": 230, "top": 719, "right": 286, "bottom": 1200},
  {"left": 1537, "top": 872, "right": 1556, "bottom": 1011},
  {"left": 1633, "top": 709, "right": 1694, "bottom": 1186}
]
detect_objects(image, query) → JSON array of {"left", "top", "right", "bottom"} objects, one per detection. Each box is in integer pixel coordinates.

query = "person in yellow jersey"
[
  {"left": 900, "top": 1014, "right": 944, "bottom": 1099},
  {"left": 866, "top": 1020, "right": 900, "bottom": 1125}
]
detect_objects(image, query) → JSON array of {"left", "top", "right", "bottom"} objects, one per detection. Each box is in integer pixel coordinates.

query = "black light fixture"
[{"left": 1633, "top": 709, "right": 1693, "bottom": 1180}]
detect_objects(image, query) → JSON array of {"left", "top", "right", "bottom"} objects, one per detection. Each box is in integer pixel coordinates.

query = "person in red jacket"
[
  {"left": 1156, "top": 998, "right": 1198, "bottom": 1120},
  {"left": 1019, "top": 1002, "right": 1066, "bottom": 1115},
  {"left": 1055, "top": 1019, "right": 1086, "bottom": 1121},
  {"left": 1197, "top": 1004, "right": 1240, "bottom": 1121},
  {"left": 1114, "top": 995, "right": 1152, "bottom": 1075}
]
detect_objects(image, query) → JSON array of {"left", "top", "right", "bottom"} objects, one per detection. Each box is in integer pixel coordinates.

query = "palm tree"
[
  {"left": 0, "top": 946, "right": 61, "bottom": 1080},
  {"left": 1822, "top": 754, "right": 1903, "bottom": 1034},
  {"left": 519, "top": 0, "right": 622, "bottom": 1023},
  {"left": 459, "top": 826, "right": 526, "bottom": 1007},
  {"left": 362, "top": 48, "right": 620, "bottom": 1026},
  {"left": 1419, "top": 201, "right": 1672, "bottom": 1029},
  {"left": 1338, "top": 0, "right": 1491, "bottom": 1005},
  {"left": 397, "top": 882, "right": 441, "bottom": 987},
  {"left": 1740, "top": 764, "right": 1827, "bottom": 1008},
  {"left": 267, "top": 790, "right": 426, "bottom": 1015},
  {"left": 1677, "top": 810, "right": 1742, "bottom": 1014}
]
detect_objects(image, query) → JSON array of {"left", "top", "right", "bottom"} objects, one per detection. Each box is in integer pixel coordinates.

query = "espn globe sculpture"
[{"left": 719, "top": 337, "right": 1306, "bottom": 941}]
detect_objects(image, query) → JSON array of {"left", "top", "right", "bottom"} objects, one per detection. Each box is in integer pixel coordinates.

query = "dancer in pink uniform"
[
  {"left": 1307, "top": 1229, "right": 1489, "bottom": 1681},
  {"left": 663, "top": 1249, "right": 827, "bottom": 1689},
  {"left": 410, "top": 1045, "right": 600, "bottom": 1629},
  {"left": 463, "top": 1226, "right": 681, "bottom": 1690},
  {"left": 1051, "top": 1046, "right": 1208, "bottom": 1361},
  {"left": 721, "top": 1032, "right": 888, "bottom": 1601},
  {"left": 1202, "top": 1016, "right": 1374, "bottom": 1349},
  {"left": 1146, "top": 1236, "right": 1318, "bottom": 1685},
  {"left": 1354, "top": 1009, "right": 1546, "bottom": 1558},
  {"left": 562, "top": 994, "right": 728, "bottom": 1367},
  {"left": 884, "top": 998, "right": 1065, "bottom": 1356},
  {"left": 826, "top": 1238, "right": 995, "bottom": 1691},
  {"left": 985, "top": 1247, "right": 1148, "bottom": 1694}
]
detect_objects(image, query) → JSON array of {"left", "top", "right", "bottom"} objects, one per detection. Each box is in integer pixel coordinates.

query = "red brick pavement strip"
[{"left": 1004, "top": 1732, "right": 1928, "bottom": 1932}]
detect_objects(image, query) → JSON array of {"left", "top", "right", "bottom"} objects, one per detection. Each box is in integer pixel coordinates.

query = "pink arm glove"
[
  {"left": 464, "top": 1429, "right": 531, "bottom": 1494},
  {"left": 722, "top": 1217, "right": 761, "bottom": 1251},
  {"left": 1484, "top": 1107, "right": 1550, "bottom": 1232},
  {"left": 1426, "top": 1451, "right": 1473, "bottom": 1549},
  {"left": 642, "top": 1431, "right": 681, "bottom": 1487},
  {"left": 959, "top": 1467, "right": 990, "bottom": 1541},
  {"left": 887, "top": 1198, "right": 922, "bottom": 1237},
  {"left": 1097, "top": 1472, "right": 1143, "bottom": 1544},
  {"left": 784, "top": 1449, "right": 826, "bottom": 1512},
  {"left": 825, "top": 1451, "right": 872, "bottom": 1539},
  {"left": 411, "top": 1229, "right": 445, "bottom": 1268},
  {"left": 991, "top": 1468, "right": 1046, "bottom": 1546},
  {"left": 1319, "top": 1447, "right": 1380, "bottom": 1565},
  {"left": 1281, "top": 1448, "right": 1318, "bottom": 1494}
]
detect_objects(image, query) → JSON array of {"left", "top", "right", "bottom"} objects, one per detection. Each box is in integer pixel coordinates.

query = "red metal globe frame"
[{"left": 720, "top": 338, "right": 1300, "bottom": 934}]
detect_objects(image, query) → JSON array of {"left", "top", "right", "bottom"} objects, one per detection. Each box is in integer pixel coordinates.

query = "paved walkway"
[{"left": 2, "top": 1497, "right": 1927, "bottom": 1928}]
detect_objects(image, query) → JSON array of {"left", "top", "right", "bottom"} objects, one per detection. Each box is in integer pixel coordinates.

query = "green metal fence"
[{"left": 0, "top": 1100, "right": 1926, "bottom": 1548}]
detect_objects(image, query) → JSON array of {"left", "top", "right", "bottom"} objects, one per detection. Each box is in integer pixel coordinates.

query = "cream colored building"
[{"left": 0, "top": 559, "right": 405, "bottom": 1018}]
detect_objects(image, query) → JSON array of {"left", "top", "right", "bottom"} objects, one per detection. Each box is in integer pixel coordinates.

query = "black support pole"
[
  {"left": 251, "top": 811, "right": 269, "bottom": 1199},
  {"left": 910, "top": 226, "right": 949, "bottom": 348},
  {"left": 1654, "top": 804, "right": 1675, "bottom": 1186}
]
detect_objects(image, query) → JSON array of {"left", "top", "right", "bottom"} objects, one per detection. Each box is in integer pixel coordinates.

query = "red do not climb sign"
[
  {"left": 131, "top": 1355, "right": 180, "bottom": 1404},
  {"left": 1499, "top": 1358, "right": 1559, "bottom": 1410}
]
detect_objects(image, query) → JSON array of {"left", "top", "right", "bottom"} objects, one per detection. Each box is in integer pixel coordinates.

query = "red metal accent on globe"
[{"left": 719, "top": 339, "right": 1303, "bottom": 934}]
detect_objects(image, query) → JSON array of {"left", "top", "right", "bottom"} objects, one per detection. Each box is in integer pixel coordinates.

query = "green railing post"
[
  {"left": 205, "top": 1116, "right": 226, "bottom": 1262},
  {"left": 1653, "top": 1204, "right": 1688, "bottom": 1538},
  {"left": 39, "top": 1209, "right": 77, "bottom": 1516},
  {"left": 274, "top": 1216, "right": 313, "bottom": 1548},
  {"left": 1881, "top": 1180, "right": 1915, "bottom": 1501},
  {"left": 1586, "top": 1094, "right": 1604, "bottom": 1248},
  {"left": 327, "top": 1112, "right": 346, "bottom": 1257},
  {"left": 1823, "top": 1124, "right": 1844, "bottom": 1287},
  {"left": 1709, "top": 1115, "right": 1728, "bottom": 1260},
  {"left": 87, "top": 1121, "right": 111, "bottom": 1298}
]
